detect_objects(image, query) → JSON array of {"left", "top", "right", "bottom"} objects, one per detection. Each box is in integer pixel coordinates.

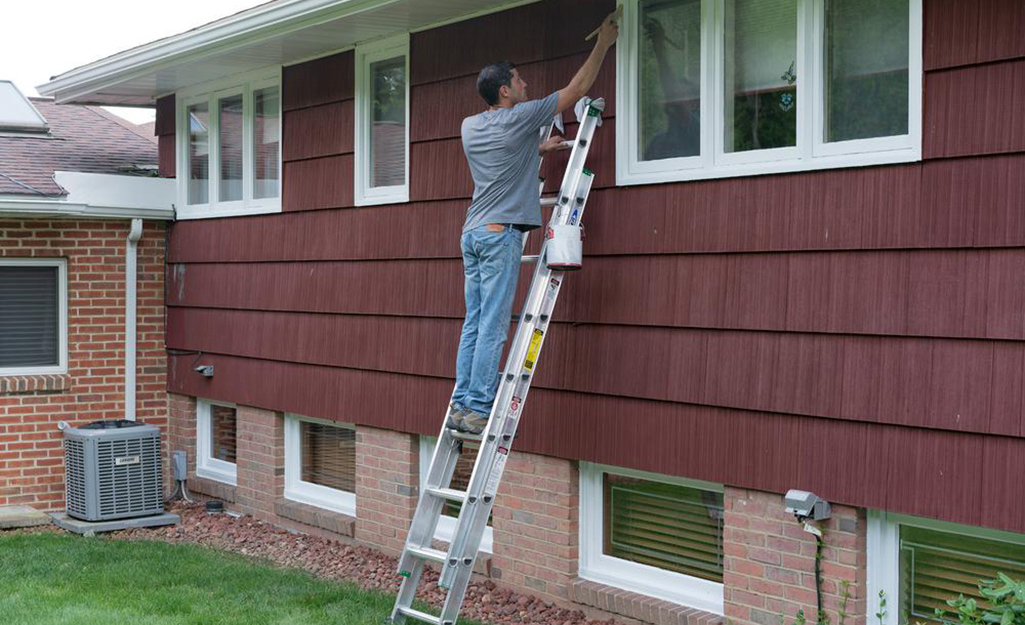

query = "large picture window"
[
  {"left": 580, "top": 463, "right": 724, "bottom": 614},
  {"left": 0, "top": 259, "right": 67, "bottom": 376},
  {"left": 617, "top": 0, "right": 921, "bottom": 185},
  {"left": 177, "top": 69, "right": 280, "bottom": 219},
  {"left": 284, "top": 415, "right": 356, "bottom": 516},
  {"left": 355, "top": 34, "right": 409, "bottom": 206},
  {"left": 869, "top": 512, "right": 1025, "bottom": 625}
]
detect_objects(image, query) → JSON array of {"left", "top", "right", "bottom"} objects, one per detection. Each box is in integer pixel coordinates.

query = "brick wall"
[
  {"left": 0, "top": 219, "right": 167, "bottom": 510},
  {"left": 234, "top": 405, "right": 284, "bottom": 520},
  {"left": 491, "top": 451, "right": 578, "bottom": 604},
  {"left": 354, "top": 426, "right": 419, "bottom": 556},
  {"left": 723, "top": 488, "right": 867, "bottom": 625}
]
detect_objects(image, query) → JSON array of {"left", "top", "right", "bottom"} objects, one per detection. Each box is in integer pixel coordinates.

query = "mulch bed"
[{"left": 86, "top": 501, "right": 618, "bottom": 625}]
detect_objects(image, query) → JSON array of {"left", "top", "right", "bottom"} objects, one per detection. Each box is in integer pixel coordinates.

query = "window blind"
[
  {"left": 901, "top": 526, "right": 1025, "bottom": 623},
  {"left": 603, "top": 473, "right": 724, "bottom": 581},
  {"left": 0, "top": 266, "right": 59, "bottom": 368},
  {"left": 301, "top": 422, "right": 355, "bottom": 493}
]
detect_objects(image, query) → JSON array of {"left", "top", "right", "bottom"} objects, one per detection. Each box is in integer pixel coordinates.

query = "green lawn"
[{"left": 0, "top": 532, "right": 449, "bottom": 625}]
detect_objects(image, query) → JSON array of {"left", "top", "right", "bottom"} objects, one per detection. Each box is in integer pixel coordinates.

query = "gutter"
[{"left": 125, "top": 219, "right": 144, "bottom": 421}]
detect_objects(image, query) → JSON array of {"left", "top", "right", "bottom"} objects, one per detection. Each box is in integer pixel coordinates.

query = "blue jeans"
[{"left": 452, "top": 224, "right": 524, "bottom": 417}]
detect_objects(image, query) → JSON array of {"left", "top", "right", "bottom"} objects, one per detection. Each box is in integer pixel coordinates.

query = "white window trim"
[
  {"left": 195, "top": 398, "right": 238, "bottom": 486},
  {"left": 175, "top": 66, "right": 282, "bottom": 220},
  {"left": 579, "top": 462, "right": 724, "bottom": 615},
  {"left": 354, "top": 33, "right": 410, "bottom": 207},
  {"left": 418, "top": 436, "right": 493, "bottom": 553},
  {"left": 867, "top": 510, "right": 1025, "bottom": 625},
  {"left": 0, "top": 258, "right": 68, "bottom": 376},
  {"left": 283, "top": 413, "right": 357, "bottom": 517},
  {"left": 616, "top": 0, "right": 922, "bottom": 186}
]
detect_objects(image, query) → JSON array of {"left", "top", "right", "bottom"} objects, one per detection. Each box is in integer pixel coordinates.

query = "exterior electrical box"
[{"left": 63, "top": 420, "right": 164, "bottom": 522}]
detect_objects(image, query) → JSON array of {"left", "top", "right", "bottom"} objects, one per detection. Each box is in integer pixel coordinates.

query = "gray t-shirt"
[{"left": 461, "top": 92, "right": 559, "bottom": 232}]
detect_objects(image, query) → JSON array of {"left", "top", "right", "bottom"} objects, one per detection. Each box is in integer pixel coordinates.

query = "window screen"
[{"left": 0, "top": 265, "right": 59, "bottom": 369}]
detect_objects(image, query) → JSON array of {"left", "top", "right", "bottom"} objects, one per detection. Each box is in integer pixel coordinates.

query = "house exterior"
[
  {"left": 0, "top": 81, "right": 174, "bottom": 511},
  {"left": 37, "top": 1, "right": 1025, "bottom": 625}
]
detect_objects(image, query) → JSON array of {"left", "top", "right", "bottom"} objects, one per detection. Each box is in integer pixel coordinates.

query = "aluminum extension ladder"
[{"left": 388, "top": 97, "right": 606, "bottom": 625}]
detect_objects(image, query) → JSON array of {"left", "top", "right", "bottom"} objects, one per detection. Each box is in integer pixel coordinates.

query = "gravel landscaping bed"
[{"left": 97, "top": 501, "right": 619, "bottom": 625}]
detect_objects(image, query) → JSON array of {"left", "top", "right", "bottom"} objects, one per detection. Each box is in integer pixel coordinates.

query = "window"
[
  {"left": 419, "top": 436, "right": 493, "bottom": 553},
  {"left": 616, "top": 0, "right": 921, "bottom": 185},
  {"left": 177, "top": 69, "right": 280, "bottom": 218},
  {"left": 868, "top": 512, "right": 1025, "bottom": 625},
  {"left": 355, "top": 34, "right": 409, "bottom": 206},
  {"left": 580, "top": 463, "right": 724, "bottom": 614},
  {"left": 284, "top": 415, "right": 356, "bottom": 517},
  {"left": 196, "top": 399, "right": 237, "bottom": 485},
  {"left": 0, "top": 259, "right": 67, "bottom": 376}
]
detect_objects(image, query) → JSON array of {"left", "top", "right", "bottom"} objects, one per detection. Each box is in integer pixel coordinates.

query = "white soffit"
[{"left": 37, "top": 0, "right": 540, "bottom": 106}]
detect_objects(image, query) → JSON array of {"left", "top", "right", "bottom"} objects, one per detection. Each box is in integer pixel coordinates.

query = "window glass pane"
[
  {"left": 253, "top": 87, "right": 280, "bottom": 199},
  {"left": 0, "top": 266, "right": 59, "bottom": 368},
  {"left": 900, "top": 525, "right": 1025, "bottom": 625},
  {"left": 187, "top": 102, "right": 209, "bottom": 205},
  {"left": 218, "top": 94, "right": 243, "bottom": 202},
  {"left": 211, "top": 405, "right": 237, "bottom": 464},
  {"left": 638, "top": 0, "right": 701, "bottom": 161},
  {"left": 603, "top": 473, "right": 724, "bottom": 581},
  {"left": 724, "top": 0, "right": 798, "bottom": 153},
  {"left": 369, "top": 56, "right": 406, "bottom": 188},
  {"left": 825, "top": 0, "right": 908, "bottom": 142},
  {"left": 300, "top": 422, "right": 355, "bottom": 492}
]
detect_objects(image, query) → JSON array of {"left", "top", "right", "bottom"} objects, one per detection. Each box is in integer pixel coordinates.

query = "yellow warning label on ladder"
[{"left": 523, "top": 329, "right": 544, "bottom": 371}]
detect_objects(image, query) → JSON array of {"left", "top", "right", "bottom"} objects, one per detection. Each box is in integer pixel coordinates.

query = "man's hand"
[
  {"left": 540, "top": 135, "right": 572, "bottom": 155},
  {"left": 596, "top": 7, "right": 621, "bottom": 50}
]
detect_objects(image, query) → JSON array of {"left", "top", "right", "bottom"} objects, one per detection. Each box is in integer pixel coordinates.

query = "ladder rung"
[
  {"left": 540, "top": 196, "right": 558, "bottom": 207},
  {"left": 450, "top": 431, "right": 483, "bottom": 442},
  {"left": 425, "top": 487, "right": 467, "bottom": 503},
  {"left": 406, "top": 545, "right": 448, "bottom": 564},
  {"left": 521, "top": 254, "right": 539, "bottom": 263},
  {"left": 397, "top": 606, "right": 444, "bottom": 625}
]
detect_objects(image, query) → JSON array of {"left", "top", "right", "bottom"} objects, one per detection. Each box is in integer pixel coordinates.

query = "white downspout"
[{"left": 125, "top": 218, "right": 143, "bottom": 421}]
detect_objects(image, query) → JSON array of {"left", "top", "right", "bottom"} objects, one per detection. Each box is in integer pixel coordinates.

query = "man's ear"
[{"left": 498, "top": 84, "right": 510, "bottom": 100}]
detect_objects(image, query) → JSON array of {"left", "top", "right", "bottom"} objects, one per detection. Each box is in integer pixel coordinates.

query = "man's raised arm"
[{"left": 556, "top": 10, "right": 620, "bottom": 114}]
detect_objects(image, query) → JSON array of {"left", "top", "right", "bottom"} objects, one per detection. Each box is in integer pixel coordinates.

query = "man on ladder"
[{"left": 449, "top": 10, "right": 620, "bottom": 436}]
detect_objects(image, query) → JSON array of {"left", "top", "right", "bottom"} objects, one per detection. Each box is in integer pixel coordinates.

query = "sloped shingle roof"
[{"left": 0, "top": 98, "right": 158, "bottom": 196}]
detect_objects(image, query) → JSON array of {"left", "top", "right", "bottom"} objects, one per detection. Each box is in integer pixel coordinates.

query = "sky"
[{"left": 0, "top": 0, "right": 262, "bottom": 124}]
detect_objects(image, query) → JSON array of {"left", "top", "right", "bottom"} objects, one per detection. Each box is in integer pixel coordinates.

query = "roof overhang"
[
  {"left": 0, "top": 172, "right": 175, "bottom": 220},
  {"left": 37, "top": 0, "right": 538, "bottom": 106}
]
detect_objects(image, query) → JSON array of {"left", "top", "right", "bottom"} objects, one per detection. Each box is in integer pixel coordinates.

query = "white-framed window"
[
  {"left": 419, "top": 436, "right": 493, "bottom": 553},
  {"left": 354, "top": 33, "right": 410, "bottom": 206},
  {"left": 579, "top": 462, "right": 724, "bottom": 614},
  {"left": 196, "top": 398, "right": 238, "bottom": 485},
  {"left": 616, "top": 0, "right": 922, "bottom": 185},
  {"left": 868, "top": 511, "right": 1025, "bottom": 625},
  {"left": 176, "top": 67, "right": 281, "bottom": 219},
  {"left": 284, "top": 414, "right": 357, "bottom": 517},
  {"left": 0, "top": 258, "right": 67, "bottom": 376}
]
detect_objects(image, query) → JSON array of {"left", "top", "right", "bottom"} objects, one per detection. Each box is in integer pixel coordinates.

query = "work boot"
[
  {"left": 446, "top": 403, "right": 466, "bottom": 431},
  {"left": 461, "top": 410, "right": 488, "bottom": 436}
]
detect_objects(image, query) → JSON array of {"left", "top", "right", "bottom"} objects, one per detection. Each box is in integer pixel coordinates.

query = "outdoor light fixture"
[
  {"left": 194, "top": 365, "right": 214, "bottom": 378},
  {"left": 784, "top": 489, "right": 831, "bottom": 522}
]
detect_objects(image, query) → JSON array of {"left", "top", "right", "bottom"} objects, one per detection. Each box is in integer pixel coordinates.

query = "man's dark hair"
[{"left": 476, "top": 61, "right": 517, "bottom": 106}]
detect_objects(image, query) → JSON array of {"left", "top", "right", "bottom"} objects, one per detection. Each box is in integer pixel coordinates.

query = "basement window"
[
  {"left": 196, "top": 399, "right": 237, "bottom": 485},
  {"left": 177, "top": 69, "right": 280, "bottom": 219},
  {"left": 868, "top": 512, "right": 1025, "bottom": 625},
  {"left": 0, "top": 259, "right": 67, "bottom": 376},
  {"left": 616, "top": 0, "right": 921, "bottom": 185},
  {"left": 579, "top": 463, "right": 724, "bottom": 614},
  {"left": 419, "top": 436, "right": 493, "bottom": 553},
  {"left": 284, "top": 414, "right": 356, "bottom": 517},
  {"left": 355, "top": 33, "right": 409, "bottom": 206}
]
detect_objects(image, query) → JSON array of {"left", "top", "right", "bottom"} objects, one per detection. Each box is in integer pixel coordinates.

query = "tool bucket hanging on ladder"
[{"left": 545, "top": 224, "right": 582, "bottom": 270}]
